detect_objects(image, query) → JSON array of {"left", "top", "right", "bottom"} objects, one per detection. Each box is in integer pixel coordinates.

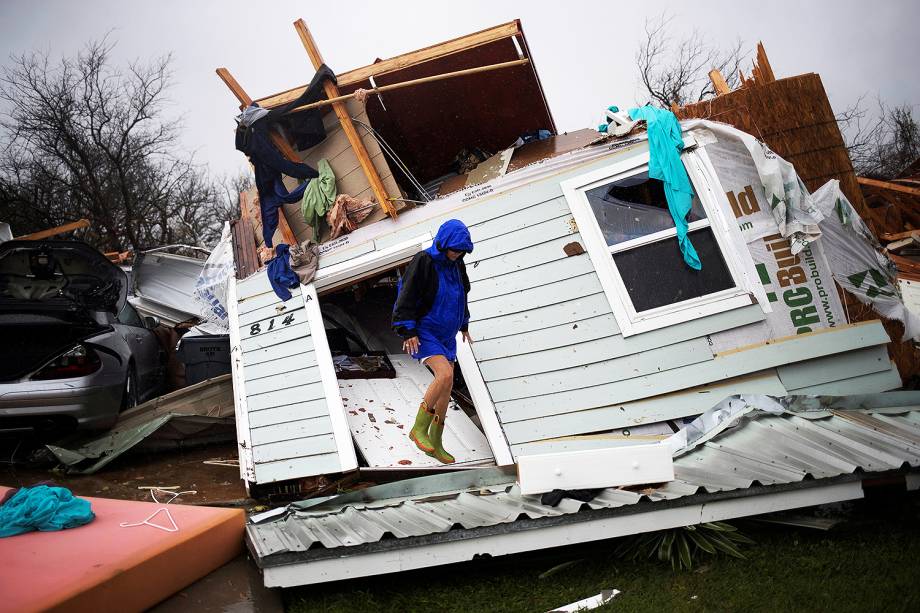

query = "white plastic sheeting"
[
  {"left": 812, "top": 180, "right": 920, "bottom": 341},
  {"left": 193, "top": 223, "right": 234, "bottom": 334}
]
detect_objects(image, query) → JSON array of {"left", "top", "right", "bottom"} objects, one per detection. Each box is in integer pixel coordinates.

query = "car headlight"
[{"left": 31, "top": 344, "right": 102, "bottom": 381}]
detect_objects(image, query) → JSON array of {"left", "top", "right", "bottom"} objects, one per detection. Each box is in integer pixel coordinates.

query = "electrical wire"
[{"left": 350, "top": 117, "right": 432, "bottom": 202}]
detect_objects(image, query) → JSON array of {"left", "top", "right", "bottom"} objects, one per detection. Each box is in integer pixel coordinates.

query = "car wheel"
[{"left": 121, "top": 364, "right": 138, "bottom": 411}]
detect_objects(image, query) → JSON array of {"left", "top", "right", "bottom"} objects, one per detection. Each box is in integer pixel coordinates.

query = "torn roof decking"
[{"left": 253, "top": 20, "right": 556, "bottom": 185}]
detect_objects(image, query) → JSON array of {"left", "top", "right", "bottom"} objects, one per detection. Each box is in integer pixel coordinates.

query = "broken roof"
[
  {"left": 246, "top": 392, "right": 920, "bottom": 586},
  {"left": 253, "top": 21, "right": 556, "bottom": 185}
]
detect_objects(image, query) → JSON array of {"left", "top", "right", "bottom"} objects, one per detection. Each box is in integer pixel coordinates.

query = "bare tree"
[
  {"left": 0, "top": 38, "right": 228, "bottom": 251},
  {"left": 636, "top": 14, "right": 747, "bottom": 108},
  {"left": 838, "top": 96, "right": 920, "bottom": 178}
]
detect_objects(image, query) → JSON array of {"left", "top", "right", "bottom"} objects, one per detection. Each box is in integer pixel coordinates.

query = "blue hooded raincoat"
[{"left": 392, "top": 219, "right": 474, "bottom": 362}]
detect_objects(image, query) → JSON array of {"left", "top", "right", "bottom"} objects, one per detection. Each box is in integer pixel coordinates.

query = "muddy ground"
[{"left": 0, "top": 441, "right": 249, "bottom": 505}]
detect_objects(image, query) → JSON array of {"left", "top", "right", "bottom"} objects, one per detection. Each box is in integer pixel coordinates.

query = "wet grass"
[{"left": 285, "top": 492, "right": 920, "bottom": 612}]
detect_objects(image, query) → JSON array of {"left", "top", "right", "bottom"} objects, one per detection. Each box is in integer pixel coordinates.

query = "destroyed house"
[{"left": 216, "top": 20, "right": 918, "bottom": 586}]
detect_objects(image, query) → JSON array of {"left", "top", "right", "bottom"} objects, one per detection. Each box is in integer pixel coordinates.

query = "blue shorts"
[{"left": 411, "top": 327, "right": 458, "bottom": 363}]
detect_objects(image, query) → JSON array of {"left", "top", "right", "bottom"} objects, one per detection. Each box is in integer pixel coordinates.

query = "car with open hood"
[{"left": 0, "top": 240, "right": 165, "bottom": 438}]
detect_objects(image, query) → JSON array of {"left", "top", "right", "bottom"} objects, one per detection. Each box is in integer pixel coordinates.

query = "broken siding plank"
[
  {"left": 245, "top": 366, "right": 321, "bottom": 396},
  {"left": 787, "top": 363, "right": 902, "bottom": 395},
  {"left": 248, "top": 398, "right": 331, "bottom": 428},
  {"left": 252, "top": 433, "right": 337, "bottom": 463},
  {"left": 473, "top": 314, "right": 618, "bottom": 361},
  {"left": 469, "top": 272, "right": 602, "bottom": 321},
  {"left": 247, "top": 382, "right": 326, "bottom": 412},
  {"left": 470, "top": 253, "right": 595, "bottom": 302},
  {"left": 243, "top": 337, "right": 315, "bottom": 367},
  {"left": 776, "top": 345, "right": 891, "bottom": 391},
  {"left": 467, "top": 235, "right": 578, "bottom": 282},
  {"left": 467, "top": 214, "right": 576, "bottom": 263},
  {"left": 244, "top": 350, "right": 318, "bottom": 381},
  {"left": 478, "top": 304, "right": 764, "bottom": 381},
  {"left": 504, "top": 370, "right": 788, "bottom": 445},
  {"left": 253, "top": 452, "right": 343, "bottom": 484},
  {"left": 495, "top": 322, "right": 889, "bottom": 424},
  {"left": 471, "top": 293, "right": 611, "bottom": 342},
  {"left": 488, "top": 338, "right": 713, "bottom": 402},
  {"left": 250, "top": 415, "right": 334, "bottom": 446}
]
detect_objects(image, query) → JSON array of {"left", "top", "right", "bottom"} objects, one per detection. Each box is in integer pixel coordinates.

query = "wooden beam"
[
  {"left": 283, "top": 58, "right": 529, "bottom": 115},
  {"left": 708, "top": 69, "right": 731, "bottom": 96},
  {"left": 255, "top": 21, "right": 521, "bottom": 109},
  {"left": 214, "top": 68, "right": 298, "bottom": 246},
  {"left": 293, "top": 18, "right": 397, "bottom": 219},
  {"left": 16, "top": 218, "right": 90, "bottom": 241},
  {"left": 858, "top": 176, "right": 920, "bottom": 197},
  {"left": 880, "top": 229, "right": 920, "bottom": 242},
  {"left": 216, "top": 68, "right": 252, "bottom": 108}
]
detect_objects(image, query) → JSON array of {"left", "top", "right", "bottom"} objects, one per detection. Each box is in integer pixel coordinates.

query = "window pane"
[
  {"left": 117, "top": 303, "right": 143, "bottom": 327},
  {"left": 612, "top": 227, "right": 735, "bottom": 312},
  {"left": 585, "top": 171, "right": 706, "bottom": 246}
]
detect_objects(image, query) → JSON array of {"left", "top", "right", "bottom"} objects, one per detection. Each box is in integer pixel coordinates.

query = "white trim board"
[
  {"left": 262, "top": 480, "right": 863, "bottom": 587},
  {"left": 227, "top": 276, "right": 256, "bottom": 484},
  {"left": 516, "top": 442, "right": 673, "bottom": 495},
  {"left": 301, "top": 283, "right": 358, "bottom": 473}
]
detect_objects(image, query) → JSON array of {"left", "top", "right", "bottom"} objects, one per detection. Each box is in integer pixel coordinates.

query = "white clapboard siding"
[
  {"left": 470, "top": 293, "right": 612, "bottom": 342},
  {"left": 467, "top": 214, "right": 576, "bottom": 263},
  {"left": 466, "top": 235, "right": 582, "bottom": 283},
  {"left": 230, "top": 274, "right": 356, "bottom": 484},
  {"left": 470, "top": 253, "right": 595, "bottom": 302},
  {"left": 474, "top": 303, "right": 763, "bottom": 378},
  {"left": 487, "top": 338, "right": 713, "bottom": 403},
  {"left": 494, "top": 322, "right": 890, "bottom": 425},
  {"left": 469, "top": 273, "right": 602, "bottom": 321},
  {"left": 472, "top": 314, "right": 617, "bottom": 361},
  {"left": 785, "top": 363, "right": 902, "bottom": 396},
  {"left": 505, "top": 370, "right": 788, "bottom": 446},
  {"left": 248, "top": 398, "right": 331, "bottom": 428}
]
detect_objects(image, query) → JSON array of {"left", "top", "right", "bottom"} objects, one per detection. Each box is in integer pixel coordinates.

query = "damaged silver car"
[{"left": 0, "top": 241, "right": 164, "bottom": 437}]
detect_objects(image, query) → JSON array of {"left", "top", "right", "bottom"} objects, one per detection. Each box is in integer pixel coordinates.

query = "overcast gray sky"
[{"left": 1, "top": 0, "right": 918, "bottom": 180}]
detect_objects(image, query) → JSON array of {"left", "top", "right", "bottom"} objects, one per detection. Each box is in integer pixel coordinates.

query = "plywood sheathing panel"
[{"left": 363, "top": 37, "right": 556, "bottom": 184}]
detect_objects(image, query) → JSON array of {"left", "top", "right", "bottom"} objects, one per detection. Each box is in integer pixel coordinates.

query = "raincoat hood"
[{"left": 426, "top": 219, "right": 473, "bottom": 260}]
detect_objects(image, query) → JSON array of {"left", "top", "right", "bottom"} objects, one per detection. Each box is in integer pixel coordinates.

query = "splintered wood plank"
[
  {"left": 756, "top": 42, "right": 776, "bottom": 82},
  {"left": 338, "top": 355, "right": 493, "bottom": 468},
  {"left": 709, "top": 69, "right": 731, "bottom": 96},
  {"left": 294, "top": 19, "right": 396, "bottom": 219}
]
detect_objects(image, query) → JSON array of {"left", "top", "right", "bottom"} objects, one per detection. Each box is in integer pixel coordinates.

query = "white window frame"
[{"left": 562, "top": 147, "right": 763, "bottom": 336}]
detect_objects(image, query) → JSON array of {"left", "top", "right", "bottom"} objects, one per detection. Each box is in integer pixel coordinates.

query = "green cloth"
[
  {"left": 0, "top": 485, "right": 95, "bottom": 537},
  {"left": 300, "top": 158, "right": 337, "bottom": 240},
  {"left": 628, "top": 105, "right": 701, "bottom": 270}
]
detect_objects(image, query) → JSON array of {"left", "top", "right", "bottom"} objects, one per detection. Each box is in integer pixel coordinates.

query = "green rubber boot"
[
  {"left": 409, "top": 401, "right": 435, "bottom": 453},
  {"left": 427, "top": 414, "right": 455, "bottom": 464}
]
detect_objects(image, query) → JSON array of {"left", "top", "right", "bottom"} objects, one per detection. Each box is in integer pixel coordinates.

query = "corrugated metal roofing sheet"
[{"left": 247, "top": 406, "right": 920, "bottom": 559}]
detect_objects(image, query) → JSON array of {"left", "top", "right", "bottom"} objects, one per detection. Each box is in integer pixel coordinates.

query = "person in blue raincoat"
[{"left": 392, "top": 219, "right": 474, "bottom": 464}]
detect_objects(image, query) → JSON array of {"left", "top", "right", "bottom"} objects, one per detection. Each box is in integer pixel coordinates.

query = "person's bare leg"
[{"left": 425, "top": 356, "right": 455, "bottom": 464}]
